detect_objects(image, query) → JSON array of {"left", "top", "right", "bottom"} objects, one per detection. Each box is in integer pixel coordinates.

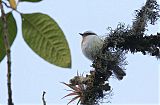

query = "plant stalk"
[
  {"left": 42, "top": 91, "right": 46, "bottom": 105},
  {"left": 0, "top": 2, "right": 14, "bottom": 105}
]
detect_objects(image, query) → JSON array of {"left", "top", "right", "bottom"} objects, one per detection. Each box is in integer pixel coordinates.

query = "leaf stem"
[{"left": 0, "top": 2, "right": 14, "bottom": 105}]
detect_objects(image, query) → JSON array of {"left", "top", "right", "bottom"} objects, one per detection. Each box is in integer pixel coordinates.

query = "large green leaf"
[
  {"left": 20, "top": 0, "right": 42, "bottom": 2},
  {"left": 0, "top": 12, "right": 17, "bottom": 62},
  {"left": 21, "top": 13, "right": 71, "bottom": 68}
]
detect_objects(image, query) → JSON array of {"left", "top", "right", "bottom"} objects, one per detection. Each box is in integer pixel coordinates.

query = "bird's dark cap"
[{"left": 79, "top": 31, "right": 97, "bottom": 36}]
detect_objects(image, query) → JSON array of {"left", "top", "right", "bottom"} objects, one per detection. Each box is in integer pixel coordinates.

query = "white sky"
[{"left": 0, "top": 0, "right": 159, "bottom": 105}]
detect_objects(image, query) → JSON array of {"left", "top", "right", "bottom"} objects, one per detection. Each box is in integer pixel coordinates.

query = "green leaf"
[
  {"left": 21, "top": 13, "right": 71, "bottom": 68},
  {"left": 0, "top": 12, "right": 17, "bottom": 62},
  {"left": 20, "top": 0, "right": 42, "bottom": 2}
]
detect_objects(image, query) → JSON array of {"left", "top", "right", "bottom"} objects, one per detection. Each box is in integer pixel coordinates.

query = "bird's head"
[{"left": 79, "top": 31, "right": 97, "bottom": 37}]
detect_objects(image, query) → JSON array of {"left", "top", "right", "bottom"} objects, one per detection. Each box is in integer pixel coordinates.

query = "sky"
[{"left": 0, "top": 0, "right": 160, "bottom": 105}]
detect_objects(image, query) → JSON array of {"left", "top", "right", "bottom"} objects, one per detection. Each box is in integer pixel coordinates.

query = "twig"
[
  {"left": 42, "top": 91, "right": 46, "bottom": 105},
  {"left": 0, "top": 2, "right": 14, "bottom": 105}
]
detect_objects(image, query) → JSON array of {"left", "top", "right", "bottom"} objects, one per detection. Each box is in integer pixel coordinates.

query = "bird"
[
  {"left": 79, "top": 31, "right": 103, "bottom": 61},
  {"left": 79, "top": 31, "right": 126, "bottom": 80}
]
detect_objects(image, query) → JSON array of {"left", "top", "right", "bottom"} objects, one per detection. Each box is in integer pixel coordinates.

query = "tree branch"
[
  {"left": 105, "top": 0, "right": 159, "bottom": 56},
  {"left": 105, "top": 24, "right": 160, "bottom": 58},
  {"left": 0, "top": 2, "right": 14, "bottom": 105}
]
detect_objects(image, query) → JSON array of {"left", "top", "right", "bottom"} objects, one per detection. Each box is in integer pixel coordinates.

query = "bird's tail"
[{"left": 112, "top": 66, "right": 126, "bottom": 80}]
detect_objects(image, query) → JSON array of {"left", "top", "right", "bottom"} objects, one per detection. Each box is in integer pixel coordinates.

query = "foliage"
[
  {"left": 63, "top": 0, "right": 160, "bottom": 104},
  {"left": 0, "top": 0, "right": 71, "bottom": 68},
  {"left": 62, "top": 81, "right": 85, "bottom": 105},
  {"left": 21, "top": 13, "right": 71, "bottom": 68}
]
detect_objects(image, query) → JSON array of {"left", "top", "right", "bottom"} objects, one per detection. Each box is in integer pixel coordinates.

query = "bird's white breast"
[{"left": 81, "top": 35, "right": 104, "bottom": 61}]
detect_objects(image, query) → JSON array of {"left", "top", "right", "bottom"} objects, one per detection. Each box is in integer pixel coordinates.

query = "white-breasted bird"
[
  {"left": 79, "top": 31, "right": 126, "bottom": 80},
  {"left": 80, "top": 31, "right": 103, "bottom": 61}
]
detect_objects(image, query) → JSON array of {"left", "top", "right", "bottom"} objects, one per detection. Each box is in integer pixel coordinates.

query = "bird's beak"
[{"left": 79, "top": 33, "right": 83, "bottom": 36}]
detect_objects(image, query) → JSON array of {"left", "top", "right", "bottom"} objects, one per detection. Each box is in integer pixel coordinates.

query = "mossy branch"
[
  {"left": 63, "top": 0, "right": 160, "bottom": 105},
  {"left": 105, "top": 25, "right": 160, "bottom": 57},
  {"left": 105, "top": 0, "right": 160, "bottom": 58}
]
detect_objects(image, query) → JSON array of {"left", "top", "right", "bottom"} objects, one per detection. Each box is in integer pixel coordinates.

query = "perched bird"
[
  {"left": 79, "top": 31, "right": 103, "bottom": 61},
  {"left": 79, "top": 31, "right": 126, "bottom": 80}
]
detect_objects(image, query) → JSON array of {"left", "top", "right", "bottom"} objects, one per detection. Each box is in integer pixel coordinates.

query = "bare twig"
[
  {"left": 42, "top": 91, "right": 46, "bottom": 105},
  {"left": 0, "top": 2, "right": 14, "bottom": 105}
]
